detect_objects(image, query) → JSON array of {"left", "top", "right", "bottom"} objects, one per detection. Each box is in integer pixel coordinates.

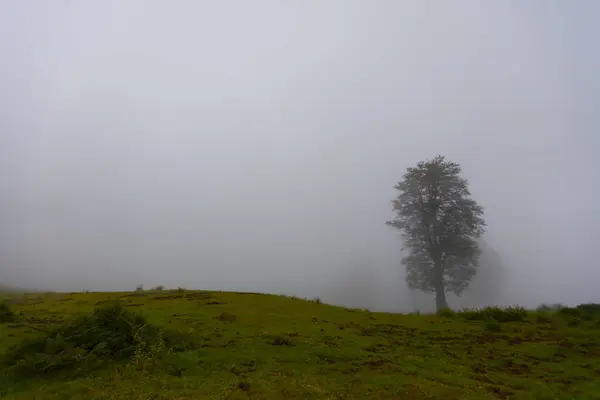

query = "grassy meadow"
[{"left": 0, "top": 290, "right": 598, "bottom": 399}]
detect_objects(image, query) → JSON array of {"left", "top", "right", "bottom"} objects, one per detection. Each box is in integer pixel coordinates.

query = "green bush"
[
  {"left": 0, "top": 302, "right": 15, "bottom": 322},
  {"left": 1, "top": 302, "right": 173, "bottom": 377},
  {"left": 459, "top": 306, "right": 528, "bottom": 323},
  {"left": 558, "top": 307, "right": 582, "bottom": 317},
  {"left": 576, "top": 303, "right": 600, "bottom": 320},
  {"left": 485, "top": 317, "right": 502, "bottom": 332},
  {"left": 437, "top": 308, "right": 455, "bottom": 317},
  {"left": 536, "top": 313, "right": 553, "bottom": 324},
  {"left": 536, "top": 303, "right": 565, "bottom": 312},
  {"left": 554, "top": 304, "right": 600, "bottom": 323}
]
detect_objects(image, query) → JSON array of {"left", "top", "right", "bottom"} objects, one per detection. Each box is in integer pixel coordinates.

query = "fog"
[{"left": 1, "top": 2, "right": 598, "bottom": 312}]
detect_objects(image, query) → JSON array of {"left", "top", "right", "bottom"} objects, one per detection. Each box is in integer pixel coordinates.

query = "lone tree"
[{"left": 386, "top": 155, "right": 485, "bottom": 311}]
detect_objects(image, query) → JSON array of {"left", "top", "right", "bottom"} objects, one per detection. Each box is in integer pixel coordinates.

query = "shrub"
[
  {"left": 576, "top": 303, "right": 600, "bottom": 320},
  {"left": 135, "top": 284, "right": 144, "bottom": 292},
  {"left": 567, "top": 316, "right": 582, "bottom": 327},
  {"left": 437, "top": 308, "right": 455, "bottom": 318},
  {"left": 313, "top": 297, "right": 322, "bottom": 304},
  {"left": 485, "top": 317, "right": 502, "bottom": 332},
  {"left": 558, "top": 307, "right": 582, "bottom": 317},
  {"left": 152, "top": 285, "right": 165, "bottom": 291},
  {"left": 536, "top": 313, "right": 553, "bottom": 324},
  {"left": 0, "top": 302, "right": 15, "bottom": 322},
  {"left": 1, "top": 302, "right": 173, "bottom": 377},
  {"left": 536, "top": 303, "right": 565, "bottom": 312},
  {"left": 555, "top": 304, "right": 600, "bottom": 324},
  {"left": 216, "top": 312, "right": 237, "bottom": 323},
  {"left": 459, "top": 306, "right": 528, "bottom": 323}
]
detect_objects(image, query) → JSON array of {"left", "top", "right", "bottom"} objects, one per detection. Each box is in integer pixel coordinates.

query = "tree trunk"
[
  {"left": 435, "top": 283, "right": 449, "bottom": 311},
  {"left": 433, "top": 259, "right": 449, "bottom": 311}
]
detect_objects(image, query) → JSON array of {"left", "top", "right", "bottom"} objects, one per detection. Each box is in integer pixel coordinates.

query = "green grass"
[{"left": 0, "top": 291, "right": 599, "bottom": 399}]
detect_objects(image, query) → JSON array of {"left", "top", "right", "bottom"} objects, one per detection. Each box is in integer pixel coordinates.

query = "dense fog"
[{"left": 1, "top": 2, "right": 599, "bottom": 312}]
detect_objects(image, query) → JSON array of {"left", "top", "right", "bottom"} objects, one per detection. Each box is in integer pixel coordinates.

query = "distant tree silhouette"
[{"left": 387, "top": 156, "right": 485, "bottom": 310}]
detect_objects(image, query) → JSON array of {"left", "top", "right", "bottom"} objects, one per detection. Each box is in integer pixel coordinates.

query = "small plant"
[
  {"left": 558, "top": 307, "right": 583, "bottom": 318},
  {"left": 136, "top": 284, "right": 144, "bottom": 292},
  {"left": 567, "top": 316, "right": 582, "bottom": 327},
  {"left": 459, "top": 306, "right": 528, "bottom": 323},
  {"left": 437, "top": 308, "right": 455, "bottom": 317},
  {"left": 216, "top": 312, "right": 237, "bottom": 323},
  {"left": 536, "top": 303, "right": 565, "bottom": 312},
  {"left": 536, "top": 313, "right": 553, "bottom": 324},
  {"left": 485, "top": 317, "right": 502, "bottom": 332},
  {"left": 271, "top": 336, "right": 293, "bottom": 346},
  {"left": 0, "top": 302, "right": 15, "bottom": 322},
  {"left": 576, "top": 303, "right": 600, "bottom": 320},
  {"left": 1, "top": 302, "right": 173, "bottom": 377}
]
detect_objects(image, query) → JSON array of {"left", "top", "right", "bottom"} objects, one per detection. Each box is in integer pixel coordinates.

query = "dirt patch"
[
  {"left": 506, "top": 360, "right": 531, "bottom": 375},
  {"left": 185, "top": 293, "right": 214, "bottom": 300},
  {"left": 6, "top": 323, "right": 27, "bottom": 329},
  {"left": 362, "top": 358, "right": 392, "bottom": 368},
  {"left": 487, "top": 385, "right": 514, "bottom": 399},
  {"left": 216, "top": 312, "right": 237, "bottom": 322},
  {"left": 26, "top": 317, "right": 63, "bottom": 325},
  {"left": 122, "top": 292, "right": 147, "bottom": 298},
  {"left": 271, "top": 336, "right": 293, "bottom": 346},
  {"left": 153, "top": 295, "right": 184, "bottom": 301},
  {"left": 321, "top": 335, "right": 342, "bottom": 347},
  {"left": 363, "top": 343, "right": 391, "bottom": 353},
  {"left": 57, "top": 297, "right": 74, "bottom": 302},
  {"left": 95, "top": 299, "right": 128, "bottom": 306}
]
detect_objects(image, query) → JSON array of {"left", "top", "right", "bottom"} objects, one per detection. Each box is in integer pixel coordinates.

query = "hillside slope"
[{"left": 0, "top": 291, "right": 599, "bottom": 399}]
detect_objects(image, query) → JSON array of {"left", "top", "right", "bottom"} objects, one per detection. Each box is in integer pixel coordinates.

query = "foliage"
[
  {"left": 1, "top": 292, "right": 599, "bottom": 399},
  {"left": 459, "top": 306, "right": 528, "bottom": 322},
  {"left": 576, "top": 303, "right": 600, "bottom": 319},
  {"left": 437, "top": 307, "right": 455, "bottom": 317},
  {"left": 387, "top": 155, "right": 485, "bottom": 310},
  {"left": 536, "top": 303, "right": 565, "bottom": 312},
  {"left": 151, "top": 285, "right": 165, "bottom": 291},
  {"left": 1, "top": 302, "right": 172, "bottom": 378},
  {"left": 484, "top": 317, "right": 502, "bottom": 332},
  {"left": 135, "top": 284, "right": 144, "bottom": 292},
  {"left": 0, "top": 302, "right": 15, "bottom": 322}
]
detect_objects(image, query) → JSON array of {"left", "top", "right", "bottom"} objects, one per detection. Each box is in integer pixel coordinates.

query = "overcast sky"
[{"left": 0, "top": 1, "right": 598, "bottom": 310}]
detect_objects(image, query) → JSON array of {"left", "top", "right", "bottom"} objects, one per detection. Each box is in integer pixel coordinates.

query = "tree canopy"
[{"left": 387, "top": 155, "right": 485, "bottom": 310}]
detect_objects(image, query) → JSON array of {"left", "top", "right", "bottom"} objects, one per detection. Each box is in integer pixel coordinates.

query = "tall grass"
[
  {"left": 1, "top": 302, "right": 176, "bottom": 378},
  {"left": 458, "top": 306, "right": 528, "bottom": 322}
]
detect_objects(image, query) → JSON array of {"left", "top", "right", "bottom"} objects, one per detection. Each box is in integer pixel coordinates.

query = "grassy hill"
[{"left": 0, "top": 290, "right": 598, "bottom": 399}]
